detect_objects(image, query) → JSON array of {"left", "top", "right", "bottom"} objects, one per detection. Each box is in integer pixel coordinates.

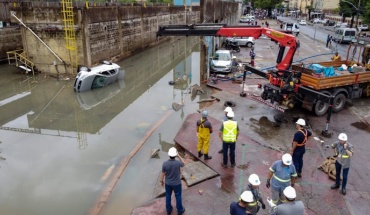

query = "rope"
[{"left": 237, "top": 143, "right": 247, "bottom": 197}]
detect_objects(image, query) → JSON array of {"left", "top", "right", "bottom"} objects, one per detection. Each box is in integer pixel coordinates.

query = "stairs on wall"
[{"left": 6, "top": 50, "right": 36, "bottom": 75}]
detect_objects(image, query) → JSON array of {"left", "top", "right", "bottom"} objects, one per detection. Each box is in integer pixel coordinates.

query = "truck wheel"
[
  {"left": 314, "top": 100, "right": 329, "bottom": 116},
  {"left": 333, "top": 93, "right": 346, "bottom": 112},
  {"left": 261, "top": 91, "right": 268, "bottom": 100}
]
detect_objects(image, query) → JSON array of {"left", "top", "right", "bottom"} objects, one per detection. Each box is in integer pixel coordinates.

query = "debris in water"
[
  {"left": 150, "top": 148, "right": 160, "bottom": 158},
  {"left": 197, "top": 98, "right": 217, "bottom": 103},
  {"left": 237, "top": 162, "right": 250, "bottom": 170},
  {"left": 198, "top": 189, "right": 203, "bottom": 195},
  {"left": 172, "top": 102, "right": 184, "bottom": 111}
]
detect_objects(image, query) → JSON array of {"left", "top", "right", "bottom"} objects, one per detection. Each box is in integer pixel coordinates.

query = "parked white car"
[
  {"left": 226, "top": 37, "right": 255, "bottom": 47},
  {"left": 358, "top": 24, "right": 369, "bottom": 31},
  {"left": 210, "top": 50, "right": 232, "bottom": 73},
  {"left": 240, "top": 17, "right": 254, "bottom": 24},
  {"left": 335, "top": 22, "right": 348, "bottom": 28},
  {"left": 312, "top": 18, "right": 322, "bottom": 24},
  {"left": 299, "top": 20, "right": 307, "bottom": 25}
]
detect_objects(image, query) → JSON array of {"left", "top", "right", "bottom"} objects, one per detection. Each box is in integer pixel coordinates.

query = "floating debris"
[
  {"left": 237, "top": 162, "right": 250, "bottom": 170},
  {"left": 172, "top": 102, "right": 184, "bottom": 111},
  {"left": 198, "top": 189, "right": 203, "bottom": 195},
  {"left": 150, "top": 148, "right": 160, "bottom": 158}
]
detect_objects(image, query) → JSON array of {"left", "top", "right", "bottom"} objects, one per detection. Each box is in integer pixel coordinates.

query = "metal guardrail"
[{"left": 6, "top": 49, "right": 35, "bottom": 76}]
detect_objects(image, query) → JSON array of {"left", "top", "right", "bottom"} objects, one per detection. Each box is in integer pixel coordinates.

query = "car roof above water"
[
  {"left": 88, "top": 63, "right": 121, "bottom": 73},
  {"left": 215, "top": 50, "right": 231, "bottom": 54}
]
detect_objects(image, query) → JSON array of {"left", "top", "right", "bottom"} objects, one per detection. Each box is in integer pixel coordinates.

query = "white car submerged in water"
[{"left": 73, "top": 61, "right": 125, "bottom": 92}]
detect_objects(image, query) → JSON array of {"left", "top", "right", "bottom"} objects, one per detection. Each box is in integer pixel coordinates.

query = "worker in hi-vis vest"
[
  {"left": 266, "top": 154, "right": 297, "bottom": 205},
  {"left": 219, "top": 111, "right": 239, "bottom": 168}
]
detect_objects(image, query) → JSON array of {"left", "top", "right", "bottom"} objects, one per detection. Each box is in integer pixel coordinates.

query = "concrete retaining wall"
[
  {"left": 0, "top": 27, "right": 22, "bottom": 61},
  {"left": 2, "top": 0, "right": 239, "bottom": 74}
]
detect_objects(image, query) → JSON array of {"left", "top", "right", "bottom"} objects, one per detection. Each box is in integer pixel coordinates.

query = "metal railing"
[{"left": 6, "top": 49, "right": 35, "bottom": 76}]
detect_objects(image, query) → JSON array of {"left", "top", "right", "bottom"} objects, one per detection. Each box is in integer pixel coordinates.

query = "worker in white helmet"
[
  {"left": 266, "top": 153, "right": 297, "bottom": 205},
  {"left": 330, "top": 133, "right": 353, "bottom": 195},
  {"left": 218, "top": 106, "right": 233, "bottom": 154},
  {"left": 245, "top": 174, "right": 266, "bottom": 214},
  {"left": 289, "top": 118, "right": 312, "bottom": 178},
  {"left": 230, "top": 191, "right": 254, "bottom": 215},
  {"left": 219, "top": 110, "right": 239, "bottom": 168},
  {"left": 267, "top": 186, "right": 305, "bottom": 215},
  {"left": 161, "top": 147, "right": 186, "bottom": 215}
]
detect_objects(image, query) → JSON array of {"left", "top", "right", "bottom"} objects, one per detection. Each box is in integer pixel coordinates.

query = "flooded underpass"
[
  {"left": 3, "top": 26, "right": 370, "bottom": 214},
  {"left": 0, "top": 37, "right": 209, "bottom": 215}
]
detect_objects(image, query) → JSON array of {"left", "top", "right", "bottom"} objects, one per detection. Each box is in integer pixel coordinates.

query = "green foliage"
[
  {"left": 339, "top": 0, "right": 355, "bottom": 18},
  {"left": 363, "top": 1, "right": 370, "bottom": 24},
  {"left": 252, "top": 0, "right": 284, "bottom": 9},
  {"left": 117, "top": 0, "right": 135, "bottom": 3},
  {"left": 148, "top": 0, "right": 171, "bottom": 2}
]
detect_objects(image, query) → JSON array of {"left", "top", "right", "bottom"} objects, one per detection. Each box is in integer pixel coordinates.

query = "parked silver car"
[
  {"left": 210, "top": 50, "right": 232, "bottom": 73},
  {"left": 226, "top": 37, "right": 255, "bottom": 47}
]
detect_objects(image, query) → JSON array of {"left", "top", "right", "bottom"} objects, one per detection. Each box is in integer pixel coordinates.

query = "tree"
[
  {"left": 338, "top": 0, "right": 359, "bottom": 27},
  {"left": 306, "top": 5, "right": 314, "bottom": 20},
  {"left": 253, "top": 0, "right": 284, "bottom": 17},
  {"left": 363, "top": 1, "right": 370, "bottom": 24}
]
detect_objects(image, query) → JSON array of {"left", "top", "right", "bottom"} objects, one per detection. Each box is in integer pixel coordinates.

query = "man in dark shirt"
[
  {"left": 289, "top": 118, "right": 312, "bottom": 178},
  {"left": 161, "top": 147, "right": 186, "bottom": 215},
  {"left": 230, "top": 191, "right": 254, "bottom": 215}
]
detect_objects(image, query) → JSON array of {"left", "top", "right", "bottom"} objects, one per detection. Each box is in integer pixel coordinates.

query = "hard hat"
[
  {"left": 232, "top": 56, "right": 237, "bottom": 59},
  {"left": 282, "top": 153, "right": 292, "bottom": 165},
  {"left": 296, "top": 118, "right": 306, "bottom": 126},
  {"left": 227, "top": 111, "right": 235, "bottom": 118},
  {"left": 202, "top": 110, "right": 208, "bottom": 118},
  {"left": 224, "top": 106, "right": 232, "bottom": 112},
  {"left": 338, "top": 133, "right": 348, "bottom": 141},
  {"left": 168, "top": 147, "right": 178, "bottom": 157},
  {"left": 240, "top": 191, "right": 254, "bottom": 202},
  {"left": 283, "top": 186, "right": 296, "bottom": 199},
  {"left": 248, "top": 174, "right": 261, "bottom": 186}
]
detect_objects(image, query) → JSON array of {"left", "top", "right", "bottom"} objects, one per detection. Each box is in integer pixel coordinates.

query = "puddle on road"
[
  {"left": 248, "top": 116, "right": 280, "bottom": 139},
  {"left": 351, "top": 121, "right": 370, "bottom": 133}
]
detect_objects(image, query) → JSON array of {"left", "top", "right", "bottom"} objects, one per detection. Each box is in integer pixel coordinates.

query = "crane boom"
[{"left": 157, "top": 24, "right": 297, "bottom": 71}]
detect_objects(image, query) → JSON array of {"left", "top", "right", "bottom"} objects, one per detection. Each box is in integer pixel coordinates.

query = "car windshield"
[
  {"left": 214, "top": 53, "right": 231, "bottom": 61},
  {"left": 345, "top": 31, "right": 356, "bottom": 36}
]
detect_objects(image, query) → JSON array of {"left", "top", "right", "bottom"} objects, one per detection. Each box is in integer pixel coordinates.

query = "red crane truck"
[{"left": 157, "top": 24, "right": 370, "bottom": 116}]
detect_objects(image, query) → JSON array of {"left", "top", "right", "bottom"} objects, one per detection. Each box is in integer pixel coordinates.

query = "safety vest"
[
  {"left": 247, "top": 184, "right": 259, "bottom": 206},
  {"left": 222, "top": 120, "right": 237, "bottom": 142},
  {"left": 292, "top": 129, "right": 307, "bottom": 147}
]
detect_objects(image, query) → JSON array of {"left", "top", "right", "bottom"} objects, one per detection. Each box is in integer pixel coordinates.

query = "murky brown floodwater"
[{"left": 0, "top": 37, "right": 205, "bottom": 215}]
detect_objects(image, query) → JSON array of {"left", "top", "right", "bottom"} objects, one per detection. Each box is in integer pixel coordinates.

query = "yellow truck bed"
[{"left": 292, "top": 61, "right": 370, "bottom": 90}]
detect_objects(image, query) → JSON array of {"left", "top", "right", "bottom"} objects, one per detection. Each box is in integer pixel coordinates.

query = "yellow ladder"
[
  {"left": 74, "top": 104, "right": 87, "bottom": 149},
  {"left": 61, "top": 0, "right": 78, "bottom": 74}
]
